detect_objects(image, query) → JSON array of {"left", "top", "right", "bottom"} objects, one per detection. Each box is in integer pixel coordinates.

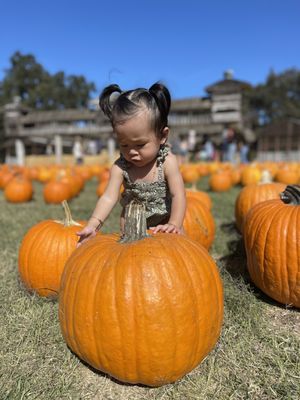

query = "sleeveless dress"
[{"left": 116, "top": 145, "right": 172, "bottom": 228}]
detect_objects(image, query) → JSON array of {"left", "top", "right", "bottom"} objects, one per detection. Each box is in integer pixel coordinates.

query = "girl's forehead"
[{"left": 115, "top": 111, "right": 154, "bottom": 135}]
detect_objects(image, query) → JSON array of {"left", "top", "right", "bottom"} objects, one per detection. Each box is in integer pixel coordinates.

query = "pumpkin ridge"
[
  {"left": 81, "top": 241, "right": 113, "bottom": 365},
  {"left": 156, "top": 238, "right": 182, "bottom": 375},
  {"left": 252, "top": 202, "right": 280, "bottom": 290},
  {"left": 69, "top": 245, "right": 91, "bottom": 357},
  {"left": 294, "top": 207, "right": 300, "bottom": 303},
  {"left": 136, "top": 242, "right": 152, "bottom": 381},
  {"left": 279, "top": 205, "right": 292, "bottom": 301},
  {"left": 245, "top": 201, "right": 282, "bottom": 296},
  {"left": 184, "top": 239, "right": 210, "bottom": 370},
  {"left": 285, "top": 205, "right": 298, "bottom": 301},
  {"left": 22, "top": 222, "right": 53, "bottom": 293},
  {"left": 19, "top": 222, "right": 45, "bottom": 291},
  {"left": 112, "top": 242, "right": 129, "bottom": 379},
  {"left": 128, "top": 245, "right": 138, "bottom": 381},
  {"left": 171, "top": 237, "right": 203, "bottom": 372},
  {"left": 91, "top": 242, "right": 113, "bottom": 372},
  {"left": 187, "top": 239, "right": 222, "bottom": 366}
]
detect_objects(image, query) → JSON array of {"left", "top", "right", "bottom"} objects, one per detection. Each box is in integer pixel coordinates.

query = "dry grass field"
[{"left": 0, "top": 177, "right": 299, "bottom": 400}]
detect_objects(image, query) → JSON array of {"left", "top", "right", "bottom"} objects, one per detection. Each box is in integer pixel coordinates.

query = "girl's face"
[{"left": 115, "top": 110, "right": 168, "bottom": 167}]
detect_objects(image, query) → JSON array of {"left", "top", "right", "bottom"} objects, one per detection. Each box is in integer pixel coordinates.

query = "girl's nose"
[{"left": 128, "top": 148, "right": 138, "bottom": 155}]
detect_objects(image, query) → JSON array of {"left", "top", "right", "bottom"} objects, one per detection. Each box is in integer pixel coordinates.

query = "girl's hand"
[
  {"left": 76, "top": 226, "right": 97, "bottom": 248},
  {"left": 149, "top": 223, "right": 183, "bottom": 235}
]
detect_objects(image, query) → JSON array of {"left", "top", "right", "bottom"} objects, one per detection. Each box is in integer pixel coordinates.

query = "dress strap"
[
  {"left": 156, "top": 143, "right": 169, "bottom": 166},
  {"left": 156, "top": 143, "right": 169, "bottom": 181}
]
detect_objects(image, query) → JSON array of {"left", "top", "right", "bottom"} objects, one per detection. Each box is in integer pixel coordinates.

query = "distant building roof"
[
  {"left": 171, "top": 97, "right": 211, "bottom": 111},
  {"left": 206, "top": 70, "right": 251, "bottom": 95}
]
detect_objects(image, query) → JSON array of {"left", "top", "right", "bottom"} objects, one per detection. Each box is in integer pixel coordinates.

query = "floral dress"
[{"left": 116, "top": 145, "right": 172, "bottom": 228}]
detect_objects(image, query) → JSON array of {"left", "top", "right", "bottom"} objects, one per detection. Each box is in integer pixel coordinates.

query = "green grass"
[{"left": 0, "top": 178, "right": 299, "bottom": 399}]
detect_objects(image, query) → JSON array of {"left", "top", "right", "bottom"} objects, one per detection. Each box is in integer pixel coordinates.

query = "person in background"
[
  {"left": 76, "top": 82, "right": 186, "bottom": 247},
  {"left": 226, "top": 127, "right": 237, "bottom": 163},
  {"left": 239, "top": 139, "right": 249, "bottom": 163},
  {"left": 202, "top": 134, "right": 215, "bottom": 161},
  {"left": 72, "top": 136, "right": 84, "bottom": 164}
]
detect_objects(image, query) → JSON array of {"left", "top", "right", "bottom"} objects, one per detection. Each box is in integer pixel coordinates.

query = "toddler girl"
[{"left": 77, "top": 82, "right": 186, "bottom": 247}]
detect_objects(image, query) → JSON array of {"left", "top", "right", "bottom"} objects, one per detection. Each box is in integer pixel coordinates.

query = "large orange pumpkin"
[
  {"left": 59, "top": 202, "right": 223, "bottom": 387},
  {"left": 18, "top": 201, "right": 85, "bottom": 297},
  {"left": 184, "top": 194, "right": 215, "bottom": 249},
  {"left": 244, "top": 185, "right": 300, "bottom": 307}
]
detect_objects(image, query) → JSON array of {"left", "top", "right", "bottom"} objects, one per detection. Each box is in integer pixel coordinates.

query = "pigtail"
[
  {"left": 99, "top": 84, "right": 122, "bottom": 120},
  {"left": 149, "top": 82, "right": 171, "bottom": 129}
]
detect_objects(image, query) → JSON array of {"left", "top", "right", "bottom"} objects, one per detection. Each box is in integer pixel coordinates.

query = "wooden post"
[
  {"left": 54, "top": 135, "right": 62, "bottom": 164},
  {"left": 15, "top": 139, "right": 25, "bottom": 166}
]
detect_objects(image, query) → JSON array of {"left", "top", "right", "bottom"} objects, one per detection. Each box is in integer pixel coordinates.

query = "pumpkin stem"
[
  {"left": 190, "top": 182, "right": 197, "bottom": 191},
  {"left": 60, "top": 200, "right": 82, "bottom": 226},
  {"left": 259, "top": 170, "right": 272, "bottom": 184},
  {"left": 280, "top": 185, "right": 300, "bottom": 205},
  {"left": 119, "top": 200, "right": 149, "bottom": 243}
]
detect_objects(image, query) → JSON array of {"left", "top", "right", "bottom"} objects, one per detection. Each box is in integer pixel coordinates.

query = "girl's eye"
[
  {"left": 120, "top": 144, "right": 128, "bottom": 148},
  {"left": 137, "top": 144, "right": 145, "bottom": 148}
]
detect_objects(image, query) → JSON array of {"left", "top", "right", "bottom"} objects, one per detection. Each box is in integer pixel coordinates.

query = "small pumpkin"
[
  {"left": 4, "top": 176, "right": 33, "bottom": 203},
  {"left": 244, "top": 185, "right": 300, "bottom": 307},
  {"left": 59, "top": 201, "right": 223, "bottom": 386},
  {"left": 18, "top": 201, "right": 85, "bottom": 297},
  {"left": 240, "top": 165, "right": 262, "bottom": 186},
  {"left": 180, "top": 164, "right": 200, "bottom": 184},
  {"left": 43, "top": 180, "right": 72, "bottom": 203},
  {"left": 209, "top": 171, "right": 232, "bottom": 192}
]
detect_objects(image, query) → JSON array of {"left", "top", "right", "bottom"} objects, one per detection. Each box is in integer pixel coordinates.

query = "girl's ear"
[{"left": 160, "top": 127, "right": 169, "bottom": 144}]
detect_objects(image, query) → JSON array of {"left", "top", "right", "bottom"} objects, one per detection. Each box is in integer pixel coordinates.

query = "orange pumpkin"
[
  {"left": 184, "top": 194, "right": 215, "bottom": 249},
  {"left": 181, "top": 165, "right": 199, "bottom": 184},
  {"left": 209, "top": 171, "right": 232, "bottom": 192},
  {"left": 0, "top": 170, "right": 16, "bottom": 189},
  {"left": 18, "top": 201, "right": 86, "bottom": 297},
  {"left": 59, "top": 202, "right": 223, "bottom": 386},
  {"left": 4, "top": 176, "right": 33, "bottom": 203},
  {"left": 241, "top": 166, "right": 262, "bottom": 186},
  {"left": 96, "top": 179, "right": 109, "bottom": 197},
  {"left": 185, "top": 189, "right": 212, "bottom": 210},
  {"left": 244, "top": 185, "right": 300, "bottom": 307},
  {"left": 43, "top": 180, "right": 72, "bottom": 203},
  {"left": 235, "top": 177, "right": 286, "bottom": 233},
  {"left": 275, "top": 169, "right": 299, "bottom": 185}
]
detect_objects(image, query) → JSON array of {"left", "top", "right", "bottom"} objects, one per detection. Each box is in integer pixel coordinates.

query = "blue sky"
[{"left": 1, "top": 0, "right": 299, "bottom": 99}]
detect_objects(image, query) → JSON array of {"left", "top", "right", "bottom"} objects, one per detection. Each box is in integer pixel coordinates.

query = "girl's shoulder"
[{"left": 163, "top": 151, "right": 180, "bottom": 174}]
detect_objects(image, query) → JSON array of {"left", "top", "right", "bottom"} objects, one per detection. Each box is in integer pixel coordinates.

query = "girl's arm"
[
  {"left": 151, "top": 153, "right": 186, "bottom": 234},
  {"left": 76, "top": 163, "right": 123, "bottom": 246}
]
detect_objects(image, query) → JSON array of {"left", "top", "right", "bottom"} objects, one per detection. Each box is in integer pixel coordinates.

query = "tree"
[
  {"left": 0, "top": 51, "right": 96, "bottom": 109},
  {"left": 245, "top": 68, "right": 300, "bottom": 127}
]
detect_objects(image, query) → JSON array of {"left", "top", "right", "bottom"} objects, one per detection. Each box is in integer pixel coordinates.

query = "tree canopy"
[
  {"left": 0, "top": 51, "right": 96, "bottom": 109},
  {"left": 245, "top": 68, "right": 300, "bottom": 126}
]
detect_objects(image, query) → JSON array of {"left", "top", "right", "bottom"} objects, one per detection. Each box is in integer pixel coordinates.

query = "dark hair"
[{"left": 99, "top": 82, "right": 171, "bottom": 135}]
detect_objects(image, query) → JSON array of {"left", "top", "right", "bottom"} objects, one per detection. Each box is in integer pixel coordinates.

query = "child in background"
[{"left": 77, "top": 82, "right": 186, "bottom": 247}]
